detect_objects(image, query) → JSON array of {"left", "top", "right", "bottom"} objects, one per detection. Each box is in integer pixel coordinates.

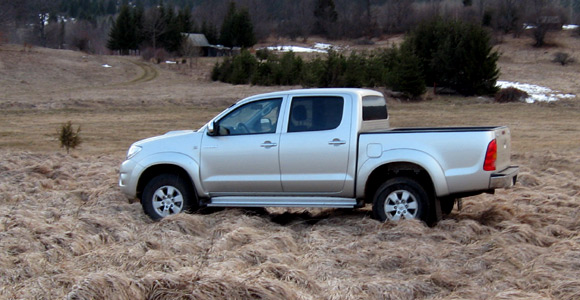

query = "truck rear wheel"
[
  {"left": 372, "top": 178, "right": 431, "bottom": 223},
  {"left": 141, "top": 174, "right": 194, "bottom": 220}
]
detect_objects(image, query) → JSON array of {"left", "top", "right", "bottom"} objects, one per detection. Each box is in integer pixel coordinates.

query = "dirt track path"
[{"left": 123, "top": 59, "right": 159, "bottom": 85}]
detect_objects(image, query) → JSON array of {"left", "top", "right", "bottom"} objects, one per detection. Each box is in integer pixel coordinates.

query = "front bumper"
[
  {"left": 490, "top": 166, "right": 519, "bottom": 189},
  {"left": 119, "top": 159, "right": 142, "bottom": 200}
]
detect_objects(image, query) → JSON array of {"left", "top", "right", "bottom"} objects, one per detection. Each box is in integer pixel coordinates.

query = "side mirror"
[{"left": 207, "top": 121, "right": 217, "bottom": 136}]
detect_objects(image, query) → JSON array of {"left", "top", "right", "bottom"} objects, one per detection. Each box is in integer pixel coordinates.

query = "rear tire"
[
  {"left": 372, "top": 178, "right": 431, "bottom": 223},
  {"left": 141, "top": 174, "right": 195, "bottom": 220}
]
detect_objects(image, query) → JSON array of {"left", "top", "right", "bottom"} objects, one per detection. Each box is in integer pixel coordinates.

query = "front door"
[{"left": 200, "top": 98, "right": 283, "bottom": 194}]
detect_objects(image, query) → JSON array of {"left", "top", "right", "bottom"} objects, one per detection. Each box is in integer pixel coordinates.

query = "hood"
[{"left": 134, "top": 130, "right": 201, "bottom": 153}]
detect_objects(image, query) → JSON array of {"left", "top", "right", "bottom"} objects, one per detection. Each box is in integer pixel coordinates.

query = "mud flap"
[{"left": 433, "top": 197, "right": 443, "bottom": 222}]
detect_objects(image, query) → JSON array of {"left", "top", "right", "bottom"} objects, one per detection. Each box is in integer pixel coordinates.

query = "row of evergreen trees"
[
  {"left": 213, "top": 19, "right": 499, "bottom": 97},
  {"left": 107, "top": 2, "right": 256, "bottom": 55},
  {"left": 107, "top": 4, "right": 193, "bottom": 55},
  {"left": 59, "top": 0, "right": 117, "bottom": 20}
]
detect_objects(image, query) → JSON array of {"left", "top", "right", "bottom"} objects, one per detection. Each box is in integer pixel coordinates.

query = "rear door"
[{"left": 279, "top": 95, "right": 352, "bottom": 193}]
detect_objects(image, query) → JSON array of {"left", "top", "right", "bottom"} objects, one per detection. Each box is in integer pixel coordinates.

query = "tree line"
[
  {"left": 212, "top": 18, "right": 499, "bottom": 98},
  {"left": 3, "top": 0, "right": 580, "bottom": 52}
]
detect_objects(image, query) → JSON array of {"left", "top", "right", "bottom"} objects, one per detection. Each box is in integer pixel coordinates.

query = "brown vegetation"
[
  {"left": 0, "top": 32, "right": 579, "bottom": 299},
  {"left": 1, "top": 150, "right": 579, "bottom": 299}
]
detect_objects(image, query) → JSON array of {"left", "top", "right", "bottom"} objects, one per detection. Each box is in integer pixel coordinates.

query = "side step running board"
[{"left": 207, "top": 196, "right": 358, "bottom": 208}]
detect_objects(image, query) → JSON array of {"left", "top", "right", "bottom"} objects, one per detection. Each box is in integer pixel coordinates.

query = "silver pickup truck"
[{"left": 119, "top": 88, "right": 518, "bottom": 223}]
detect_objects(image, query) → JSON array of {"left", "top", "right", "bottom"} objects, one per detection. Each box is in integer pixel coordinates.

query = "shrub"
[
  {"left": 251, "top": 60, "right": 278, "bottom": 86},
  {"left": 386, "top": 45, "right": 425, "bottom": 99},
  {"left": 301, "top": 56, "right": 326, "bottom": 87},
  {"left": 552, "top": 52, "right": 575, "bottom": 66},
  {"left": 277, "top": 52, "right": 303, "bottom": 86},
  {"left": 494, "top": 87, "right": 529, "bottom": 103},
  {"left": 211, "top": 50, "right": 258, "bottom": 84},
  {"left": 403, "top": 18, "right": 500, "bottom": 96},
  {"left": 255, "top": 48, "right": 272, "bottom": 61},
  {"left": 58, "top": 121, "right": 82, "bottom": 154},
  {"left": 212, "top": 47, "right": 426, "bottom": 98}
]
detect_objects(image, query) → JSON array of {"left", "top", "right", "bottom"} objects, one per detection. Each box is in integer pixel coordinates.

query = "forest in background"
[{"left": 1, "top": 0, "right": 580, "bottom": 55}]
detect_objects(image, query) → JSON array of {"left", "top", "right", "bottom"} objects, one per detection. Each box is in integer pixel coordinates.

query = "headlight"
[{"left": 126, "top": 145, "right": 142, "bottom": 160}]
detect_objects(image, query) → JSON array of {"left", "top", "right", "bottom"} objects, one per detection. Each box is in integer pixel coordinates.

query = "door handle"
[
  {"left": 329, "top": 138, "right": 346, "bottom": 145},
  {"left": 261, "top": 141, "right": 278, "bottom": 148}
]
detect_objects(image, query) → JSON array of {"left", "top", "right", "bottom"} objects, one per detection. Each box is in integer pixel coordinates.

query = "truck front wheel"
[
  {"left": 372, "top": 178, "right": 431, "bottom": 223},
  {"left": 141, "top": 174, "right": 194, "bottom": 220}
]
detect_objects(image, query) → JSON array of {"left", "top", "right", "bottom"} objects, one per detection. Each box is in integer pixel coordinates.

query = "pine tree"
[
  {"left": 107, "top": 5, "right": 135, "bottom": 55},
  {"left": 234, "top": 8, "right": 256, "bottom": 48},
  {"left": 177, "top": 6, "right": 193, "bottom": 33},
  {"left": 219, "top": 2, "right": 256, "bottom": 48},
  {"left": 387, "top": 45, "right": 425, "bottom": 99},
  {"left": 219, "top": 2, "right": 237, "bottom": 47},
  {"left": 403, "top": 19, "right": 499, "bottom": 96},
  {"left": 201, "top": 20, "right": 218, "bottom": 45},
  {"left": 160, "top": 5, "right": 183, "bottom": 52},
  {"left": 132, "top": 5, "right": 144, "bottom": 50},
  {"left": 313, "top": 0, "right": 338, "bottom": 36},
  {"left": 106, "top": 0, "right": 116, "bottom": 15}
]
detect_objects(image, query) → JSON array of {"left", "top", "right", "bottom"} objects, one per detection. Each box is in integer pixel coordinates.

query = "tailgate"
[{"left": 494, "top": 126, "right": 512, "bottom": 171}]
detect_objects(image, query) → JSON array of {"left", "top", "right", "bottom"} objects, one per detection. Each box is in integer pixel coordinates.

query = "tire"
[
  {"left": 141, "top": 174, "right": 195, "bottom": 220},
  {"left": 372, "top": 177, "right": 431, "bottom": 223}
]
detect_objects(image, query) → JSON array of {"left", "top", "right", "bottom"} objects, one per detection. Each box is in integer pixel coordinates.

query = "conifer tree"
[
  {"left": 403, "top": 19, "right": 499, "bottom": 96},
  {"left": 387, "top": 45, "right": 425, "bottom": 98},
  {"left": 313, "top": 0, "right": 338, "bottom": 36},
  {"left": 107, "top": 5, "right": 135, "bottom": 55},
  {"left": 219, "top": 2, "right": 256, "bottom": 48},
  {"left": 132, "top": 5, "right": 144, "bottom": 50},
  {"left": 219, "top": 2, "right": 237, "bottom": 47},
  {"left": 234, "top": 8, "right": 256, "bottom": 48},
  {"left": 201, "top": 20, "right": 218, "bottom": 45},
  {"left": 177, "top": 6, "right": 193, "bottom": 33},
  {"left": 160, "top": 5, "right": 183, "bottom": 52}
]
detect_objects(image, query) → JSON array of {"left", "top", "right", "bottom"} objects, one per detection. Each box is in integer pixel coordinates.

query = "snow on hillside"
[{"left": 497, "top": 81, "right": 576, "bottom": 103}]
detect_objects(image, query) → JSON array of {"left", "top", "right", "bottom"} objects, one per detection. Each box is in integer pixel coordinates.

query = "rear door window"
[{"left": 288, "top": 96, "right": 344, "bottom": 132}]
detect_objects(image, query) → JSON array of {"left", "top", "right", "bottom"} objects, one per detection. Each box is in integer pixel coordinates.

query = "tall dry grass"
[
  {"left": 1, "top": 149, "right": 579, "bottom": 299},
  {"left": 1, "top": 33, "right": 580, "bottom": 299}
]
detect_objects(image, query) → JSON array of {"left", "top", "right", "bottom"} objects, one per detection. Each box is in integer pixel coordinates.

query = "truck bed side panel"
[{"left": 357, "top": 129, "right": 497, "bottom": 198}]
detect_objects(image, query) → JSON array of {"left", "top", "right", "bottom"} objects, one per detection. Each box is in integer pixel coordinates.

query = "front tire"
[
  {"left": 141, "top": 174, "right": 194, "bottom": 220},
  {"left": 372, "top": 178, "right": 431, "bottom": 223}
]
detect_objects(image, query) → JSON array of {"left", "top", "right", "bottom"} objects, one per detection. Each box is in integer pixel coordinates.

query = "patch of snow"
[
  {"left": 265, "top": 45, "right": 327, "bottom": 53},
  {"left": 563, "top": 24, "right": 579, "bottom": 30},
  {"left": 314, "top": 43, "right": 332, "bottom": 50},
  {"left": 496, "top": 80, "right": 575, "bottom": 103},
  {"left": 165, "top": 61, "right": 177, "bottom": 64},
  {"left": 102, "top": 64, "right": 112, "bottom": 68}
]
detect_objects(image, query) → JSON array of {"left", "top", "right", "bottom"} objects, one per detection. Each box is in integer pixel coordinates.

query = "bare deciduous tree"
[
  {"left": 494, "top": 0, "right": 524, "bottom": 36},
  {"left": 377, "top": 0, "right": 415, "bottom": 34}
]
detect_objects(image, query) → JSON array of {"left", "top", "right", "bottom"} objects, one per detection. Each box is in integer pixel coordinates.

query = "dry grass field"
[{"left": 1, "top": 31, "right": 579, "bottom": 299}]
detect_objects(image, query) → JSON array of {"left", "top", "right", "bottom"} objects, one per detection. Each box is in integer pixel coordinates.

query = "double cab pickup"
[{"left": 119, "top": 88, "right": 519, "bottom": 223}]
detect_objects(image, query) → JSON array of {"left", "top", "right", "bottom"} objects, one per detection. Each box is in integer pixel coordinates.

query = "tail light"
[{"left": 483, "top": 139, "right": 497, "bottom": 171}]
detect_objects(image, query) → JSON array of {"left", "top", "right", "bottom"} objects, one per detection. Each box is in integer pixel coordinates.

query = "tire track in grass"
[{"left": 123, "top": 59, "right": 159, "bottom": 85}]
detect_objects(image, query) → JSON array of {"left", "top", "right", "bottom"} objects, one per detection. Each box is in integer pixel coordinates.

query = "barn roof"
[{"left": 184, "top": 33, "right": 211, "bottom": 47}]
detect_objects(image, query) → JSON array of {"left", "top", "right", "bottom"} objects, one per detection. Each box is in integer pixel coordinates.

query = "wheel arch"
[
  {"left": 359, "top": 149, "right": 449, "bottom": 201},
  {"left": 364, "top": 162, "right": 438, "bottom": 203},
  {"left": 134, "top": 152, "right": 202, "bottom": 200},
  {"left": 136, "top": 164, "right": 195, "bottom": 200}
]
